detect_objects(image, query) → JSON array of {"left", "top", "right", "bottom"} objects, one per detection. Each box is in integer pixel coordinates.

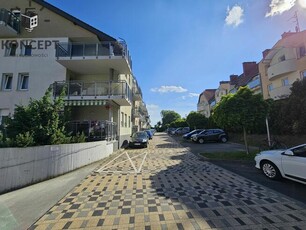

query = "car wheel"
[
  {"left": 198, "top": 138, "right": 204, "bottom": 144},
  {"left": 220, "top": 136, "right": 228, "bottom": 143},
  {"left": 261, "top": 161, "right": 282, "bottom": 180}
]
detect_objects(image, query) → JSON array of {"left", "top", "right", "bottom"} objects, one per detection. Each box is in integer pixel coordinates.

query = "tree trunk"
[{"left": 243, "top": 126, "right": 249, "bottom": 154}]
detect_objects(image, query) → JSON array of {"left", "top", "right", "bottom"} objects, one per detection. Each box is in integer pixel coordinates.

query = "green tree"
[
  {"left": 6, "top": 89, "right": 70, "bottom": 146},
  {"left": 287, "top": 78, "right": 306, "bottom": 134},
  {"left": 269, "top": 78, "right": 306, "bottom": 135},
  {"left": 186, "top": 111, "right": 208, "bottom": 129},
  {"left": 170, "top": 118, "right": 188, "bottom": 128},
  {"left": 213, "top": 87, "right": 269, "bottom": 154},
  {"left": 160, "top": 110, "right": 181, "bottom": 128}
]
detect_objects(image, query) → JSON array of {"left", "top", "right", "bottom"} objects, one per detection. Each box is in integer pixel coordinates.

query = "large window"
[
  {"left": 282, "top": 78, "right": 289, "bottom": 86},
  {"left": 5, "top": 42, "right": 17, "bottom": 56},
  {"left": 21, "top": 44, "right": 32, "bottom": 56},
  {"left": 268, "top": 84, "right": 273, "bottom": 92},
  {"left": 1, "top": 74, "right": 13, "bottom": 90},
  {"left": 18, "top": 73, "right": 29, "bottom": 90}
]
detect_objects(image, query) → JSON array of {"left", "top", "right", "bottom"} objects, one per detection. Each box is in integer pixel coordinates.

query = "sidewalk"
[
  {"left": 2, "top": 133, "right": 306, "bottom": 229},
  {"left": 0, "top": 161, "right": 101, "bottom": 230}
]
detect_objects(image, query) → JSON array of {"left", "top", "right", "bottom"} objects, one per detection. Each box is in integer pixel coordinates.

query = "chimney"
[
  {"left": 242, "top": 62, "right": 257, "bottom": 77},
  {"left": 230, "top": 75, "right": 238, "bottom": 85},
  {"left": 262, "top": 49, "right": 270, "bottom": 59}
]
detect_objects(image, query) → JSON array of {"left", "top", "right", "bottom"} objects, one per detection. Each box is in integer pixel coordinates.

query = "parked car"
[
  {"left": 129, "top": 131, "right": 149, "bottom": 148},
  {"left": 145, "top": 130, "right": 153, "bottom": 139},
  {"left": 192, "top": 129, "right": 228, "bottom": 143},
  {"left": 171, "top": 127, "right": 190, "bottom": 135},
  {"left": 182, "top": 129, "right": 204, "bottom": 140},
  {"left": 167, "top": 127, "right": 176, "bottom": 134},
  {"left": 255, "top": 143, "right": 306, "bottom": 184}
]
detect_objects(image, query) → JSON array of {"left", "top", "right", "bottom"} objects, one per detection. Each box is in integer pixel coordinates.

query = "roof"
[{"left": 32, "top": 0, "right": 116, "bottom": 41}]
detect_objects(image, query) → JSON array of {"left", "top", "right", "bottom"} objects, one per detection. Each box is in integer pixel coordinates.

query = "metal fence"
[
  {"left": 66, "top": 120, "right": 117, "bottom": 142},
  {"left": 55, "top": 41, "right": 132, "bottom": 69},
  {"left": 53, "top": 81, "right": 132, "bottom": 102},
  {"left": 0, "top": 8, "right": 20, "bottom": 33}
]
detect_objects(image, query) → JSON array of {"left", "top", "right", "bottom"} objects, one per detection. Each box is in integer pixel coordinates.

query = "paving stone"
[{"left": 29, "top": 133, "right": 306, "bottom": 229}]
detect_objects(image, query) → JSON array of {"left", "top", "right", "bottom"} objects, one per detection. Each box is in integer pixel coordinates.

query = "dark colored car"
[
  {"left": 192, "top": 129, "right": 228, "bottom": 144},
  {"left": 182, "top": 129, "right": 204, "bottom": 140},
  {"left": 145, "top": 130, "right": 153, "bottom": 139},
  {"left": 129, "top": 131, "right": 149, "bottom": 148}
]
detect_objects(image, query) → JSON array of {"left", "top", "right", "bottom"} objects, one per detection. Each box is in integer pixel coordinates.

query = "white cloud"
[
  {"left": 225, "top": 5, "right": 244, "bottom": 27},
  {"left": 266, "top": 0, "right": 296, "bottom": 17},
  {"left": 182, "top": 93, "right": 199, "bottom": 100},
  {"left": 150, "top": 85, "right": 188, "bottom": 93},
  {"left": 147, "top": 104, "right": 159, "bottom": 110}
]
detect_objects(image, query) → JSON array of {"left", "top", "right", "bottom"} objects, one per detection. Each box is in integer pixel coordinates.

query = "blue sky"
[{"left": 47, "top": 0, "right": 306, "bottom": 125}]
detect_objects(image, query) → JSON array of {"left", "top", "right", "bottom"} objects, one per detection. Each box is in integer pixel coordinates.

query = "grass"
[{"left": 200, "top": 151, "right": 258, "bottom": 161}]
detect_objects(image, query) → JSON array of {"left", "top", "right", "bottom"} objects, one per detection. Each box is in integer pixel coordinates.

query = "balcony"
[
  {"left": 132, "top": 107, "right": 141, "bottom": 118},
  {"left": 269, "top": 85, "right": 291, "bottom": 100},
  {"left": 0, "top": 8, "right": 20, "bottom": 37},
  {"left": 55, "top": 42, "right": 132, "bottom": 75},
  {"left": 133, "top": 84, "right": 142, "bottom": 101},
  {"left": 267, "top": 59, "right": 297, "bottom": 80},
  {"left": 53, "top": 81, "right": 132, "bottom": 106}
]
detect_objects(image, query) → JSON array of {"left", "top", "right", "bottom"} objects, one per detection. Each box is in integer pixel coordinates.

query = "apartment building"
[
  {"left": 259, "top": 30, "right": 306, "bottom": 100},
  {"left": 0, "top": 0, "right": 149, "bottom": 148},
  {"left": 228, "top": 62, "right": 260, "bottom": 94},
  {"left": 197, "top": 89, "right": 216, "bottom": 118}
]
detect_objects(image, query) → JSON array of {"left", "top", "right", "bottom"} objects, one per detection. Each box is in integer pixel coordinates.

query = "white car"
[{"left": 255, "top": 143, "right": 306, "bottom": 184}]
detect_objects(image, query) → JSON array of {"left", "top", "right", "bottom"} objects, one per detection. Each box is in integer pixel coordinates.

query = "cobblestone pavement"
[{"left": 30, "top": 133, "right": 306, "bottom": 230}]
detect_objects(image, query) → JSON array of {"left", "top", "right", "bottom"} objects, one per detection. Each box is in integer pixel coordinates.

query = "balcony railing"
[
  {"left": 0, "top": 8, "right": 20, "bottom": 33},
  {"left": 56, "top": 41, "right": 132, "bottom": 69},
  {"left": 268, "top": 59, "right": 297, "bottom": 80},
  {"left": 53, "top": 80, "right": 132, "bottom": 102},
  {"left": 66, "top": 120, "right": 117, "bottom": 142},
  {"left": 269, "top": 85, "right": 291, "bottom": 100}
]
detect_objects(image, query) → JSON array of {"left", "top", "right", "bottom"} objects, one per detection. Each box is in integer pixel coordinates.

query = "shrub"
[{"left": 15, "top": 132, "right": 35, "bottom": 147}]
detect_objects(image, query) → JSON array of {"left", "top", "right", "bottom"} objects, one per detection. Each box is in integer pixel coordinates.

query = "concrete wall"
[{"left": 0, "top": 140, "right": 116, "bottom": 194}]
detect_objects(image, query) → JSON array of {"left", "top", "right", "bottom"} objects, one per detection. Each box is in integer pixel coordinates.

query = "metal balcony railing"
[
  {"left": 56, "top": 41, "right": 132, "bottom": 69},
  {"left": 0, "top": 8, "right": 20, "bottom": 33},
  {"left": 53, "top": 80, "right": 132, "bottom": 102},
  {"left": 66, "top": 120, "right": 117, "bottom": 142}
]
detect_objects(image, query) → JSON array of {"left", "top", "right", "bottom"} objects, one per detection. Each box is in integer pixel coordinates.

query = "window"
[
  {"left": 278, "top": 55, "right": 285, "bottom": 62},
  {"left": 121, "top": 112, "right": 124, "bottom": 127},
  {"left": 128, "top": 116, "right": 131, "bottom": 128},
  {"left": 0, "top": 109, "right": 10, "bottom": 125},
  {"left": 268, "top": 84, "right": 273, "bottom": 92},
  {"left": 21, "top": 44, "right": 32, "bottom": 56},
  {"left": 282, "top": 78, "right": 289, "bottom": 86},
  {"left": 302, "top": 71, "right": 306, "bottom": 78},
  {"left": 18, "top": 74, "right": 29, "bottom": 90},
  {"left": 1, "top": 74, "right": 13, "bottom": 90},
  {"left": 5, "top": 42, "right": 17, "bottom": 56},
  {"left": 125, "top": 114, "right": 127, "bottom": 127}
]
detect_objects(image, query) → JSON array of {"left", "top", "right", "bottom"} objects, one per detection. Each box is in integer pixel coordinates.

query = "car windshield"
[{"left": 133, "top": 132, "right": 147, "bottom": 138}]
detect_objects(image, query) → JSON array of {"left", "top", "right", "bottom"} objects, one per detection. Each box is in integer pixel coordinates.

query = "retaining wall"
[{"left": 0, "top": 140, "right": 116, "bottom": 194}]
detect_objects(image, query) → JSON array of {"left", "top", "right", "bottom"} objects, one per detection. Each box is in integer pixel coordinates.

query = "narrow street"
[{"left": 28, "top": 133, "right": 306, "bottom": 229}]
